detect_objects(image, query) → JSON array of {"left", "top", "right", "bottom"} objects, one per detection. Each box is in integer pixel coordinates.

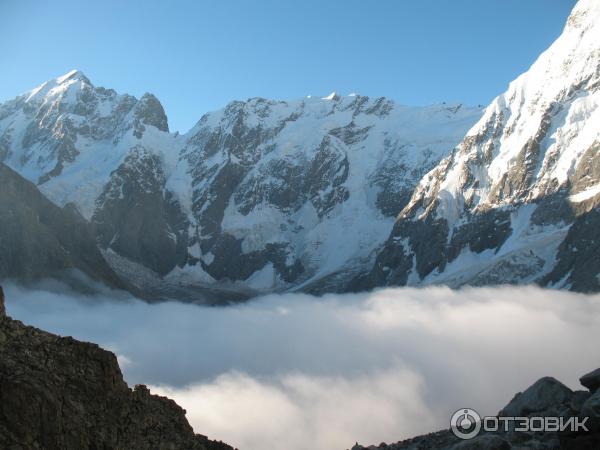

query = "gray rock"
[
  {"left": 499, "top": 377, "right": 573, "bottom": 417},
  {"left": 581, "top": 368, "right": 600, "bottom": 393},
  {"left": 570, "top": 390, "right": 592, "bottom": 412},
  {"left": 541, "top": 206, "right": 600, "bottom": 292},
  {"left": 134, "top": 92, "right": 169, "bottom": 134},
  {"left": 449, "top": 435, "right": 511, "bottom": 450},
  {"left": 0, "top": 290, "right": 234, "bottom": 450},
  {"left": 581, "top": 391, "right": 600, "bottom": 430},
  {"left": 352, "top": 371, "right": 600, "bottom": 450}
]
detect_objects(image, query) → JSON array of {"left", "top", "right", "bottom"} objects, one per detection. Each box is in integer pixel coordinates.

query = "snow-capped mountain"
[
  {"left": 0, "top": 71, "right": 481, "bottom": 294},
  {"left": 0, "top": 70, "right": 175, "bottom": 218},
  {"left": 362, "top": 0, "right": 600, "bottom": 292},
  {"left": 179, "top": 95, "right": 481, "bottom": 291}
]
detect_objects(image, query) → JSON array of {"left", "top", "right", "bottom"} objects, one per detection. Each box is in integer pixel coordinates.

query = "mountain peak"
[
  {"left": 55, "top": 69, "right": 90, "bottom": 85},
  {"left": 25, "top": 70, "right": 91, "bottom": 104},
  {"left": 322, "top": 91, "right": 340, "bottom": 101}
]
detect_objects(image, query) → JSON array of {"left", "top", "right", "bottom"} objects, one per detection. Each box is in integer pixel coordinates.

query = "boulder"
[
  {"left": 580, "top": 368, "right": 600, "bottom": 393},
  {"left": 570, "top": 390, "right": 592, "bottom": 412},
  {"left": 581, "top": 391, "right": 600, "bottom": 427},
  {"left": 499, "top": 377, "right": 573, "bottom": 417}
]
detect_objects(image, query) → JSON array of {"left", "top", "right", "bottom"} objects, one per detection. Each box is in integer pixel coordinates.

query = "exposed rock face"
[
  {"left": 0, "top": 69, "right": 187, "bottom": 284},
  {"left": 350, "top": 367, "right": 600, "bottom": 450},
  {"left": 541, "top": 205, "right": 600, "bottom": 292},
  {"left": 180, "top": 98, "right": 480, "bottom": 290},
  {"left": 0, "top": 288, "right": 233, "bottom": 450},
  {"left": 92, "top": 146, "right": 189, "bottom": 276},
  {"left": 1, "top": 1, "right": 599, "bottom": 295},
  {"left": 360, "top": 0, "right": 600, "bottom": 292},
  {"left": 580, "top": 368, "right": 600, "bottom": 393},
  {"left": 0, "top": 163, "right": 130, "bottom": 291},
  {"left": 499, "top": 377, "right": 577, "bottom": 418},
  {"left": 0, "top": 70, "right": 481, "bottom": 293}
]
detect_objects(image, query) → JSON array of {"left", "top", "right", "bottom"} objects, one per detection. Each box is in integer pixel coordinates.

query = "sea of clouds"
[{"left": 5, "top": 283, "right": 600, "bottom": 450}]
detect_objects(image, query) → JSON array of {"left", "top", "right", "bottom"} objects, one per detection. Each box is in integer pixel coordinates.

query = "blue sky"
[{"left": 0, "top": 0, "right": 576, "bottom": 133}]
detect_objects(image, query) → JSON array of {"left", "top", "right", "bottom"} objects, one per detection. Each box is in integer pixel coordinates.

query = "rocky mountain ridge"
[
  {"left": 1, "top": 0, "right": 599, "bottom": 296},
  {"left": 0, "top": 286, "right": 234, "bottom": 449},
  {"left": 0, "top": 68, "right": 481, "bottom": 295},
  {"left": 350, "top": 366, "right": 600, "bottom": 450},
  {"left": 359, "top": 0, "right": 600, "bottom": 293}
]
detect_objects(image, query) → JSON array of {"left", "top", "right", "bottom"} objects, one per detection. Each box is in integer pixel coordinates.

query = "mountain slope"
[
  {"left": 179, "top": 95, "right": 481, "bottom": 291},
  {"left": 0, "top": 72, "right": 482, "bottom": 293},
  {"left": 0, "top": 287, "right": 233, "bottom": 450},
  {"left": 0, "top": 163, "right": 130, "bottom": 291},
  {"left": 361, "top": 0, "right": 600, "bottom": 292}
]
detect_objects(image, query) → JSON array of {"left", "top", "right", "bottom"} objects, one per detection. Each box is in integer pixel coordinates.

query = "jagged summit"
[
  {"left": 24, "top": 69, "right": 92, "bottom": 104},
  {"left": 362, "top": 0, "right": 600, "bottom": 292},
  {"left": 1, "top": 0, "right": 598, "bottom": 296},
  {"left": 322, "top": 91, "right": 340, "bottom": 101},
  {"left": 55, "top": 69, "right": 90, "bottom": 84},
  {"left": 0, "top": 69, "right": 481, "bottom": 294}
]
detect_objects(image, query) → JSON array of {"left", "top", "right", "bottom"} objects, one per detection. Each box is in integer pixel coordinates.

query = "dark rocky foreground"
[
  {"left": 0, "top": 286, "right": 234, "bottom": 450},
  {"left": 350, "top": 369, "right": 600, "bottom": 450}
]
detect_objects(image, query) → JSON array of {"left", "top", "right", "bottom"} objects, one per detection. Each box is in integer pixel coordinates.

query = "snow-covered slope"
[
  {"left": 0, "top": 70, "right": 178, "bottom": 218},
  {"left": 0, "top": 72, "right": 481, "bottom": 293},
  {"left": 364, "top": 0, "right": 600, "bottom": 292},
  {"left": 180, "top": 96, "right": 481, "bottom": 291}
]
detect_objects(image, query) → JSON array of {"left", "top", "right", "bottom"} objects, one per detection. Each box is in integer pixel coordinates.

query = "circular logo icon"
[{"left": 450, "top": 408, "right": 481, "bottom": 440}]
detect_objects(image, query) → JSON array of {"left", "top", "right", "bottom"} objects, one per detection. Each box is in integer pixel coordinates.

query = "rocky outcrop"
[
  {"left": 350, "top": 367, "right": 600, "bottom": 450},
  {"left": 580, "top": 368, "right": 600, "bottom": 394},
  {"left": 0, "top": 286, "right": 234, "bottom": 450}
]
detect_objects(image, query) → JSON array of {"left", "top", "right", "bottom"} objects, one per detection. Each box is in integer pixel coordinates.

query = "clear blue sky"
[{"left": 0, "top": 0, "right": 576, "bottom": 133}]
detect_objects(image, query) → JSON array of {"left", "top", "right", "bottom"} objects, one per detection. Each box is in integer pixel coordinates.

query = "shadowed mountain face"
[
  {"left": 0, "top": 163, "right": 130, "bottom": 292},
  {"left": 0, "top": 287, "right": 234, "bottom": 450},
  {"left": 358, "top": 0, "right": 600, "bottom": 293}
]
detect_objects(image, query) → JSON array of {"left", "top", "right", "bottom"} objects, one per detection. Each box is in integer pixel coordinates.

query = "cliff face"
[{"left": 0, "top": 286, "right": 233, "bottom": 450}]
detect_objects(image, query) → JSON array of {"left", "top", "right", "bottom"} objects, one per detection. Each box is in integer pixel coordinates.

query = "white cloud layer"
[{"left": 5, "top": 284, "right": 600, "bottom": 450}]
